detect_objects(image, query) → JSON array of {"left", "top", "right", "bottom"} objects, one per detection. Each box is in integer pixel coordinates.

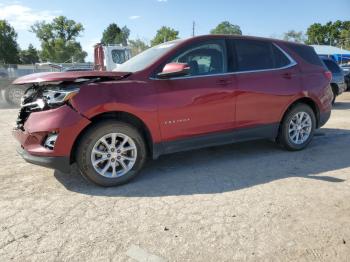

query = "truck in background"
[{"left": 94, "top": 44, "right": 132, "bottom": 71}]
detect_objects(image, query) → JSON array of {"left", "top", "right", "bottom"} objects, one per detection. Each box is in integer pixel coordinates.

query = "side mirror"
[{"left": 157, "top": 63, "right": 190, "bottom": 79}]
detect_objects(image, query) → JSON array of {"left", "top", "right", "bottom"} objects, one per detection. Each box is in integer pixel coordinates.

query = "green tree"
[
  {"left": 306, "top": 23, "right": 324, "bottom": 44},
  {"left": 101, "top": 23, "right": 130, "bottom": 46},
  {"left": 31, "top": 16, "right": 87, "bottom": 63},
  {"left": 210, "top": 21, "right": 242, "bottom": 35},
  {"left": 19, "top": 44, "right": 40, "bottom": 64},
  {"left": 0, "top": 20, "right": 20, "bottom": 64},
  {"left": 306, "top": 20, "right": 350, "bottom": 49},
  {"left": 121, "top": 26, "right": 130, "bottom": 46},
  {"left": 339, "top": 21, "right": 350, "bottom": 49},
  {"left": 129, "top": 39, "right": 149, "bottom": 56},
  {"left": 283, "top": 30, "right": 305, "bottom": 43},
  {"left": 151, "top": 26, "right": 179, "bottom": 46}
]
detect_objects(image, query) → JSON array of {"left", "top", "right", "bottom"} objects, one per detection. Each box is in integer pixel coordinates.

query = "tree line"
[
  {"left": 1, "top": 16, "right": 349, "bottom": 65},
  {"left": 283, "top": 21, "right": 350, "bottom": 48},
  {"left": 0, "top": 19, "right": 242, "bottom": 64}
]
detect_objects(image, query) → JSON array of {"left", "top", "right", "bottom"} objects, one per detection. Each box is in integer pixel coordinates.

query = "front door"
[{"left": 154, "top": 39, "right": 238, "bottom": 142}]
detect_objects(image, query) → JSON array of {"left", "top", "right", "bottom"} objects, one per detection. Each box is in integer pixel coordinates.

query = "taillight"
[{"left": 324, "top": 70, "right": 332, "bottom": 81}]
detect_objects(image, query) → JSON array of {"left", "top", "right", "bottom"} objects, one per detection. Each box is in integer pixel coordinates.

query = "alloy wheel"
[
  {"left": 91, "top": 133, "right": 137, "bottom": 178},
  {"left": 288, "top": 111, "right": 312, "bottom": 145}
]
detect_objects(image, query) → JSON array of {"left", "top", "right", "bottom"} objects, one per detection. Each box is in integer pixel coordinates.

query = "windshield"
[
  {"left": 112, "top": 50, "right": 127, "bottom": 64},
  {"left": 116, "top": 40, "right": 183, "bottom": 72}
]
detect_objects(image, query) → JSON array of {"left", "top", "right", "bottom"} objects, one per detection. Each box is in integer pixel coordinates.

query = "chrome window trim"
[
  {"left": 150, "top": 43, "right": 297, "bottom": 81},
  {"left": 273, "top": 43, "right": 297, "bottom": 68}
]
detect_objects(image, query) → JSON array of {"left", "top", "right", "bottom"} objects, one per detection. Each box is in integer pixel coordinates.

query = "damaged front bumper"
[
  {"left": 16, "top": 146, "right": 70, "bottom": 173},
  {"left": 12, "top": 104, "right": 91, "bottom": 172}
]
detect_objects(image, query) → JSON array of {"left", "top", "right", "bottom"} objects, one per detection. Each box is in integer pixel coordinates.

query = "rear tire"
[
  {"left": 76, "top": 120, "right": 147, "bottom": 187},
  {"left": 278, "top": 104, "right": 316, "bottom": 151}
]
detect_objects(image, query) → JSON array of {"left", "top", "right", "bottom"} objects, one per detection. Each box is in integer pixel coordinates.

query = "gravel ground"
[{"left": 0, "top": 94, "right": 350, "bottom": 262}]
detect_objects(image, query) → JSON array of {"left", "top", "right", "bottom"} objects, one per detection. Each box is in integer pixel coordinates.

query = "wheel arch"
[
  {"left": 70, "top": 111, "right": 154, "bottom": 164},
  {"left": 280, "top": 97, "right": 320, "bottom": 130}
]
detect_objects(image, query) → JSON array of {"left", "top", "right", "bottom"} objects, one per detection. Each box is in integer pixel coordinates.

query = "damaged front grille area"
[
  {"left": 15, "top": 83, "right": 80, "bottom": 130},
  {"left": 16, "top": 108, "right": 30, "bottom": 130},
  {"left": 16, "top": 85, "right": 46, "bottom": 130},
  {"left": 14, "top": 77, "right": 110, "bottom": 130}
]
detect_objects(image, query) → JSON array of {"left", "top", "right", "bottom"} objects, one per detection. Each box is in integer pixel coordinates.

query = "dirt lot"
[{"left": 1, "top": 94, "right": 350, "bottom": 262}]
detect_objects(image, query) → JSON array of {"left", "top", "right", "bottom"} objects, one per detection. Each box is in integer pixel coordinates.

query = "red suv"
[{"left": 13, "top": 35, "right": 332, "bottom": 186}]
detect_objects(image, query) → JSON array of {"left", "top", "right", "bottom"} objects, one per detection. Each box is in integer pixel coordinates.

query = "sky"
[{"left": 0, "top": 0, "right": 349, "bottom": 62}]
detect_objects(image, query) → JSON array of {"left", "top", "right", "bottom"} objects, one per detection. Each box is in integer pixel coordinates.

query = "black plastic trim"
[
  {"left": 17, "top": 147, "right": 71, "bottom": 173},
  {"left": 152, "top": 123, "right": 279, "bottom": 159},
  {"left": 319, "top": 111, "right": 331, "bottom": 128}
]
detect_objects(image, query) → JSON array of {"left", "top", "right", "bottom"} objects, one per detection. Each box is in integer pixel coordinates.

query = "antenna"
[{"left": 192, "top": 21, "right": 195, "bottom": 37}]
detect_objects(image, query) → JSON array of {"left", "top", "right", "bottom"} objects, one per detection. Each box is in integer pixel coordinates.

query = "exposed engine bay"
[
  {"left": 13, "top": 72, "right": 131, "bottom": 130},
  {"left": 16, "top": 83, "right": 80, "bottom": 130}
]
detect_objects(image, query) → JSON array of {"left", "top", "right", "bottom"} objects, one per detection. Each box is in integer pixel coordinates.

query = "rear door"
[
  {"left": 154, "top": 39, "right": 238, "bottom": 142},
  {"left": 229, "top": 39, "right": 300, "bottom": 129}
]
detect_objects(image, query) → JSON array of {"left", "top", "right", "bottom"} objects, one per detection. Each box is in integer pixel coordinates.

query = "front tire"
[
  {"left": 278, "top": 104, "right": 316, "bottom": 151},
  {"left": 76, "top": 120, "right": 147, "bottom": 187}
]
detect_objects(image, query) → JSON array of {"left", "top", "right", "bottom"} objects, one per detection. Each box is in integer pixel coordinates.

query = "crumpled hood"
[{"left": 13, "top": 71, "right": 131, "bottom": 85}]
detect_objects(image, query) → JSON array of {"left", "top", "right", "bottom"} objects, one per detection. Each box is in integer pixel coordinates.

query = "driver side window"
[{"left": 171, "top": 42, "right": 225, "bottom": 76}]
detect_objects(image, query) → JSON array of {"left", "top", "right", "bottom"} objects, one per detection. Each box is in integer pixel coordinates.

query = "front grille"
[
  {"left": 15, "top": 85, "right": 42, "bottom": 130},
  {"left": 16, "top": 107, "right": 31, "bottom": 130}
]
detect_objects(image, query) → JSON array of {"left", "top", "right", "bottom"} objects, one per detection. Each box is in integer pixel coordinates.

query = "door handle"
[
  {"left": 216, "top": 79, "right": 232, "bottom": 86},
  {"left": 282, "top": 72, "right": 292, "bottom": 79}
]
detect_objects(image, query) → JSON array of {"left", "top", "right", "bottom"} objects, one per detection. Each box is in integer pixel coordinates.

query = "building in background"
[{"left": 311, "top": 45, "right": 350, "bottom": 64}]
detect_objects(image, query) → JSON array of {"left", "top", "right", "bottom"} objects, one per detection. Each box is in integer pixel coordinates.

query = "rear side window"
[
  {"left": 230, "top": 40, "right": 292, "bottom": 72},
  {"left": 272, "top": 45, "right": 291, "bottom": 68},
  {"left": 323, "top": 59, "right": 341, "bottom": 73},
  {"left": 286, "top": 44, "right": 323, "bottom": 67},
  {"left": 234, "top": 40, "right": 273, "bottom": 71}
]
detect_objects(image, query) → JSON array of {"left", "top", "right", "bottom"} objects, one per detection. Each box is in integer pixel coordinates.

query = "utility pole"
[{"left": 192, "top": 21, "right": 195, "bottom": 37}]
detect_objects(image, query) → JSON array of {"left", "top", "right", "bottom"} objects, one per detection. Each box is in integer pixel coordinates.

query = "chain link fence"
[{"left": 0, "top": 63, "right": 93, "bottom": 107}]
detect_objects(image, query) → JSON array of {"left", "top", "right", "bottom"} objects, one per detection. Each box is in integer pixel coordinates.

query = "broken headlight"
[
  {"left": 21, "top": 86, "right": 79, "bottom": 110},
  {"left": 43, "top": 86, "right": 80, "bottom": 107}
]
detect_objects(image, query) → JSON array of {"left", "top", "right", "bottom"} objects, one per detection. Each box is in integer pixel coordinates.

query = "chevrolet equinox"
[{"left": 13, "top": 35, "right": 333, "bottom": 186}]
